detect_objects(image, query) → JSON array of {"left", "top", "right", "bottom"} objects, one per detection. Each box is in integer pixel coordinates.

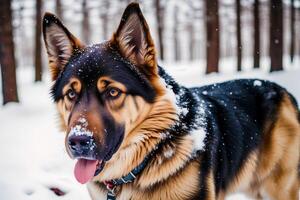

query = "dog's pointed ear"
[
  {"left": 111, "top": 3, "right": 157, "bottom": 77},
  {"left": 42, "top": 12, "right": 85, "bottom": 80}
]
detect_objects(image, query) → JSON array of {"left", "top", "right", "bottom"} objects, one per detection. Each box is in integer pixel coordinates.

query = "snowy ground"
[{"left": 0, "top": 58, "right": 299, "bottom": 200}]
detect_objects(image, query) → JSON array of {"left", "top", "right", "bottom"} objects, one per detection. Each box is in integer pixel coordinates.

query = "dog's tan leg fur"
[
  {"left": 220, "top": 93, "right": 300, "bottom": 199},
  {"left": 256, "top": 94, "right": 300, "bottom": 200},
  {"left": 206, "top": 170, "right": 217, "bottom": 200}
]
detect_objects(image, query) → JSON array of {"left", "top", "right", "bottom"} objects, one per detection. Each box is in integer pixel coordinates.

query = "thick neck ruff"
[{"left": 103, "top": 153, "right": 152, "bottom": 200}]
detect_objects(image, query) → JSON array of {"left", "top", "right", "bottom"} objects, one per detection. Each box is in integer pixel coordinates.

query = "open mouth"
[
  {"left": 74, "top": 159, "right": 105, "bottom": 184},
  {"left": 71, "top": 130, "right": 124, "bottom": 184}
]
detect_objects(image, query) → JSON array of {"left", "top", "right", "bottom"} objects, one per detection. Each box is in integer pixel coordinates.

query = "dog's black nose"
[{"left": 68, "top": 135, "right": 96, "bottom": 157}]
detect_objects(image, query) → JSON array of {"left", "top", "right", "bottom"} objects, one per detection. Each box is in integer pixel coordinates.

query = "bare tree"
[
  {"left": 100, "top": 0, "right": 110, "bottom": 40},
  {"left": 236, "top": 0, "right": 242, "bottom": 71},
  {"left": 82, "top": 0, "right": 90, "bottom": 44},
  {"left": 173, "top": 6, "right": 181, "bottom": 61},
  {"left": 34, "top": 0, "right": 43, "bottom": 82},
  {"left": 55, "top": 0, "right": 63, "bottom": 20},
  {"left": 0, "top": 0, "right": 19, "bottom": 104},
  {"left": 270, "top": 0, "right": 283, "bottom": 72},
  {"left": 205, "top": 0, "right": 220, "bottom": 74},
  {"left": 290, "top": 0, "right": 295, "bottom": 62},
  {"left": 253, "top": 0, "right": 260, "bottom": 69},
  {"left": 16, "top": 2, "right": 25, "bottom": 67},
  {"left": 187, "top": 22, "right": 195, "bottom": 61},
  {"left": 155, "top": 0, "right": 165, "bottom": 60},
  {"left": 186, "top": 0, "right": 197, "bottom": 61}
]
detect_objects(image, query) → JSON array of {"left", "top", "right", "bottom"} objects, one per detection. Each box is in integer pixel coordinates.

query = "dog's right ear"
[
  {"left": 42, "top": 13, "right": 85, "bottom": 81},
  {"left": 110, "top": 3, "right": 157, "bottom": 78}
]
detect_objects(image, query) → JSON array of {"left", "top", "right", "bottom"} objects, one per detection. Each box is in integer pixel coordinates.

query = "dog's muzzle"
[{"left": 68, "top": 134, "right": 97, "bottom": 159}]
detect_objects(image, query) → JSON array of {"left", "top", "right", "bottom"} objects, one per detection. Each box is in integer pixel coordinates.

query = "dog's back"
[{"left": 188, "top": 79, "right": 300, "bottom": 199}]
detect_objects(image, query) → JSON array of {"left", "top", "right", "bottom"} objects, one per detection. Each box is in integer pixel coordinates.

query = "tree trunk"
[
  {"left": 34, "top": 0, "right": 43, "bottom": 82},
  {"left": 155, "top": 0, "right": 165, "bottom": 60},
  {"left": 236, "top": 0, "right": 242, "bottom": 71},
  {"left": 290, "top": 0, "right": 295, "bottom": 63},
  {"left": 253, "top": 0, "right": 260, "bottom": 69},
  {"left": 270, "top": 0, "right": 283, "bottom": 72},
  {"left": 0, "top": 0, "right": 19, "bottom": 104},
  {"left": 173, "top": 6, "right": 180, "bottom": 61},
  {"left": 55, "top": 0, "right": 63, "bottom": 20},
  {"left": 188, "top": 23, "right": 195, "bottom": 61},
  {"left": 100, "top": 0, "right": 110, "bottom": 40},
  {"left": 17, "top": 3, "right": 25, "bottom": 67},
  {"left": 82, "top": 0, "right": 90, "bottom": 44},
  {"left": 205, "top": 0, "right": 220, "bottom": 74}
]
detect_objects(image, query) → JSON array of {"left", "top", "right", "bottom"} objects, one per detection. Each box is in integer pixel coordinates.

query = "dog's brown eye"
[
  {"left": 67, "top": 89, "right": 76, "bottom": 100},
  {"left": 108, "top": 88, "right": 121, "bottom": 98}
]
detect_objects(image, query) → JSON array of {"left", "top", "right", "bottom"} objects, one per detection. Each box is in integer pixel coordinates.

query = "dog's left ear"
[
  {"left": 42, "top": 13, "right": 85, "bottom": 81},
  {"left": 111, "top": 3, "right": 157, "bottom": 77}
]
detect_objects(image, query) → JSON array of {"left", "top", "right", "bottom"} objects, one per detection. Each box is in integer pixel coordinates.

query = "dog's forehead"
[{"left": 64, "top": 43, "right": 132, "bottom": 83}]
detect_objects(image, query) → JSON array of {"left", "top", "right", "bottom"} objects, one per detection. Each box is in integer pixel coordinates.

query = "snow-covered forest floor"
[{"left": 0, "top": 58, "right": 300, "bottom": 200}]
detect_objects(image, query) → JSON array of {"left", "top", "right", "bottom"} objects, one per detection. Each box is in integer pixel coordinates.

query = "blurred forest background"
[{"left": 1, "top": 0, "right": 300, "bottom": 105}]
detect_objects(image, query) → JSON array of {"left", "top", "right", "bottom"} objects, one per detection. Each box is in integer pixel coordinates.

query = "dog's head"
[{"left": 43, "top": 3, "right": 177, "bottom": 184}]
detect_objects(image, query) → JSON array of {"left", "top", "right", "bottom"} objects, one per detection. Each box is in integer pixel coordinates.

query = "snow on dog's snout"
[{"left": 68, "top": 117, "right": 94, "bottom": 138}]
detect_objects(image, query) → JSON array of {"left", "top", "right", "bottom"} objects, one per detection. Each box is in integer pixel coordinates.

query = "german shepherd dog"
[{"left": 42, "top": 3, "right": 300, "bottom": 200}]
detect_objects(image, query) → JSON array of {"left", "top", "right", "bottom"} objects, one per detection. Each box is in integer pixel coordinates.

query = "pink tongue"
[{"left": 74, "top": 159, "right": 99, "bottom": 184}]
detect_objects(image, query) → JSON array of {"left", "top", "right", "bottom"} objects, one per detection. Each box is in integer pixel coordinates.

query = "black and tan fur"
[{"left": 42, "top": 3, "right": 300, "bottom": 200}]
